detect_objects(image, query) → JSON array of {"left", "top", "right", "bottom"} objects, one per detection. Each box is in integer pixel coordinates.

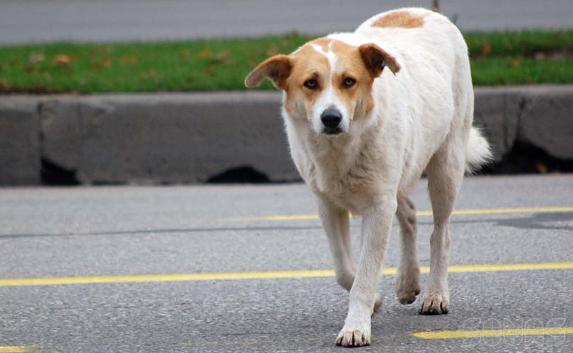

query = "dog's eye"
[
  {"left": 303, "top": 79, "right": 319, "bottom": 90},
  {"left": 342, "top": 77, "right": 356, "bottom": 88}
]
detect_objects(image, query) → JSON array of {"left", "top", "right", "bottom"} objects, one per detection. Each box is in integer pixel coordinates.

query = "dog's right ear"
[
  {"left": 244, "top": 55, "right": 292, "bottom": 90},
  {"left": 358, "top": 44, "right": 401, "bottom": 77}
]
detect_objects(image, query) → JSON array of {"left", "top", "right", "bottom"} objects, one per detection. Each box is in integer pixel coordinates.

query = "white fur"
[
  {"left": 309, "top": 43, "right": 351, "bottom": 134},
  {"left": 279, "top": 8, "right": 491, "bottom": 347},
  {"left": 466, "top": 128, "right": 493, "bottom": 172}
]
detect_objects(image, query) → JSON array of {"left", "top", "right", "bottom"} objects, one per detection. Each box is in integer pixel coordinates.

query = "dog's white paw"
[
  {"left": 419, "top": 293, "right": 449, "bottom": 315},
  {"left": 335, "top": 311, "right": 372, "bottom": 347},
  {"left": 335, "top": 328, "right": 371, "bottom": 347}
]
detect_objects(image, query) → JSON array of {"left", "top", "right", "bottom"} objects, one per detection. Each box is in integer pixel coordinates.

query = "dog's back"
[
  {"left": 356, "top": 8, "right": 466, "bottom": 83},
  {"left": 353, "top": 8, "right": 491, "bottom": 178}
]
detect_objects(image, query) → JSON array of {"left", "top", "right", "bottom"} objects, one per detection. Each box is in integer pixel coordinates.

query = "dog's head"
[{"left": 245, "top": 36, "right": 400, "bottom": 136}]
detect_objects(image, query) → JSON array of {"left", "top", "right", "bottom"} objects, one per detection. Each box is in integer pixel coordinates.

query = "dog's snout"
[
  {"left": 320, "top": 108, "right": 343, "bottom": 134},
  {"left": 321, "top": 108, "right": 342, "bottom": 128}
]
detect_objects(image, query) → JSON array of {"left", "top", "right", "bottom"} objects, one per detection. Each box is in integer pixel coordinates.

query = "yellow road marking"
[
  {"left": 0, "top": 262, "right": 571, "bottom": 288},
  {"left": 413, "top": 326, "right": 573, "bottom": 340},
  {"left": 446, "top": 262, "right": 573, "bottom": 273},
  {"left": 0, "top": 347, "right": 35, "bottom": 353},
  {"left": 225, "top": 206, "right": 573, "bottom": 222}
]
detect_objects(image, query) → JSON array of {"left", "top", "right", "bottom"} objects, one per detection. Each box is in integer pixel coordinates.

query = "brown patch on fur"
[
  {"left": 328, "top": 40, "right": 376, "bottom": 119},
  {"left": 309, "top": 38, "right": 331, "bottom": 52},
  {"left": 283, "top": 42, "right": 331, "bottom": 116},
  {"left": 246, "top": 36, "right": 400, "bottom": 120},
  {"left": 372, "top": 11, "right": 424, "bottom": 28},
  {"left": 283, "top": 38, "right": 385, "bottom": 120}
]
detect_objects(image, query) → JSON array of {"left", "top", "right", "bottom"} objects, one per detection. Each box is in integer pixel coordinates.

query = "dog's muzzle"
[{"left": 320, "top": 108, "right": 343, "bottom": 135}]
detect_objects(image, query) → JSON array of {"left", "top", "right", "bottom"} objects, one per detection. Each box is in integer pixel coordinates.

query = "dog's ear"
[
  {"left": 244, "top": 55, "right": 293, "bottom": 90},
  {"left": 358, "top": 44, "right": 400, "bottom": 77}
]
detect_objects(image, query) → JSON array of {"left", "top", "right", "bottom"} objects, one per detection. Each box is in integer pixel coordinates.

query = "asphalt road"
[
  {"left": 0, "top": 175, "right": 572, "bottom": 353},
  {"left": 1, "top": 0, "right": 572, "bottom": 44}
]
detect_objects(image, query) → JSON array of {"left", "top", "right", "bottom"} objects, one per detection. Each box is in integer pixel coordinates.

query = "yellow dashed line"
[
  {"left": 0, "top": 262, "right": 571, "bottom": 288},
  {"left": 0, "top": 346, "right": 36, "bottom": 353},
  {"left": 413, "top": 326, "right": 573, "bottom": 339},
  {"left": 225, "top": 206, "right": 573, "bottom": 222},
  {"left": 447, "top": 261, "right": 573, "bottom": 273}
]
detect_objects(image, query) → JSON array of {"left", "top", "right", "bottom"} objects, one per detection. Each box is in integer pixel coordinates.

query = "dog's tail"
[{"left": 465, "top": 127, "right": 492, "bottom": 173}]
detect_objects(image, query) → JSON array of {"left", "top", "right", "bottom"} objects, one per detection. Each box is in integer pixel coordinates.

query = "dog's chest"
[{"left": 306, "top": 147, "right": 380, "bottom": 215}]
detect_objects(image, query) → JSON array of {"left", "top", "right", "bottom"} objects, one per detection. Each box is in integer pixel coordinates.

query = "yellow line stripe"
[
  {"left": 0, "top": 262, "right": 571, "bottom": 288},
  {"left": 0, "top": 347, "right": 35, "bottom": 353},
  {"left": 413, "top": 327, "right": 573, "bottom": 340},
  {"left": 225, "top": 206, "right": 573, "bottom": 222}
]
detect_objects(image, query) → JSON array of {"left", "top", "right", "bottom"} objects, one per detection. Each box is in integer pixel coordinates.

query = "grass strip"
[{"left": 0, "top": 31, "right": 571, "bottom": 93}]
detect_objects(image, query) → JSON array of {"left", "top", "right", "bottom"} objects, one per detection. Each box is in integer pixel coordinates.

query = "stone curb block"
[
  {"left": 518, "top": 87, "right": 573, "bottom": 160},
  {"left": 0, "top": 98, "right": 40, "bottom": 185},
  {"left": 475, "top": 85, "right": 573, "bottom": 163},
  {"left": 39, "top": 93, "right": 293, "bottom": 184},
  {"left": 0, "top": 86, "right": 571, "bottom": 185}
]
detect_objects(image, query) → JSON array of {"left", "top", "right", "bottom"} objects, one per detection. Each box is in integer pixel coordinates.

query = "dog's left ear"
[
  {"left": 358, "top": 44, "right": 401, "bottom": 77},
  {"left": 244, "top": 54, "right": 293, "bottom": 90}
]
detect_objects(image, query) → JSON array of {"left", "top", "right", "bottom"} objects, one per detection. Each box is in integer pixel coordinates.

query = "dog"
[{"left": 245, "top": 7, "right": 491, "bottom": 347}]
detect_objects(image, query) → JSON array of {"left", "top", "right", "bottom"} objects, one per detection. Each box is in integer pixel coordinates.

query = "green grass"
[
  {"left": 465, "top": 31, "right": 573, "bottom": 58},
  {"left": 0, "top": 31, "right": 571, "bottom": 93},
  {"left": 472, "top": 58, "right": 573, "bottom": 85}
]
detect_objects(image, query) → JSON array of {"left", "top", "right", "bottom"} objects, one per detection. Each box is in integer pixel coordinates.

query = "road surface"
[
  {"left": 0, "top": 0, "right": 572, "bottom": 44},
  {"left": 0, "top": 175, "right": 572, "bottom": 352}
]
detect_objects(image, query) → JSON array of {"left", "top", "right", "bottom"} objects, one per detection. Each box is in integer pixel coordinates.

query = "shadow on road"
[{"left": 1, "top": 212, "right": 571, "bottom": 239}]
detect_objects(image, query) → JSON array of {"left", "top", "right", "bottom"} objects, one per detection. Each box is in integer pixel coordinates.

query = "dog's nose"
[{"left": 320, "top": 108, "right": 342, "bottom": 129}]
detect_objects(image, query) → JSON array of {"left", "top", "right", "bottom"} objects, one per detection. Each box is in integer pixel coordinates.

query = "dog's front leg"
[
  {"left": 317, "top": 197, "right": 355, "bottom": 291},
  {"left": 335, "top": 197, "right": 396, "bottom": 347}
]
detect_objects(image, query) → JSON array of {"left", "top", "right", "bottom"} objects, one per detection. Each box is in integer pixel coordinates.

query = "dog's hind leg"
[
  {"left": 317, "top": 197, "right": 356, "bottom": 291},
  {"left": 396, "top": 195, "right": 421, "bottom": 305},
  {"left": 419, "top": 141, "right": 465, "bottom": 315}
]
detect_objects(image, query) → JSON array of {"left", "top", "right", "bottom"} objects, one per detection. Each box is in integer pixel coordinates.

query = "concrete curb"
[
  {"left": 1, "top": 86, "right": 572, "bottom": 185},
  {"left": 0, "top": 98, "right": 40, "bottom": 185}
]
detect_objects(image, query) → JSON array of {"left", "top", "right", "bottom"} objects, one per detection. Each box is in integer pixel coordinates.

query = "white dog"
[{"left": 245, "top": 7, "right": 491, "bottom": 347}]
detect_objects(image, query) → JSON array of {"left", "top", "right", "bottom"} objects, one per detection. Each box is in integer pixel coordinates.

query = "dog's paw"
[
  {"left": 419, "top": 293, "right": 449, "bottom": 315},
  {"left": 397, "top": 267, "right": 421, "bottom": 305},
  {"left": 335, "top": 329, "right": 371, "bottom": 347},
  {"left": 397, "top": 285, "right": 421, "bottom": 305},
  {"left": 335, "top": 313, "right": 372, "bottom": 347}
]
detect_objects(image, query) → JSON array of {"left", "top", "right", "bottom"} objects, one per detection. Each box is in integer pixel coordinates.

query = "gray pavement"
[
  {"left": 1, "top": 0, "right": 572, "bottom": 44},
  {"left": 0, "top": 175, "right": 572, "bottom": 352}
]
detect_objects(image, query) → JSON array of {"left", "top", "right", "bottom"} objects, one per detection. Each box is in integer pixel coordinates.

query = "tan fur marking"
[
  {"left": 284, "top": 43, "right": 330, "bottom": 117},
  {"left": 249, "top": 36, "right": 388, "bottom": 120},
  {"left": 285, "top": 38, "right": 380, "bottom": 120},
  {"left": 372, "top": 11, "right": 424, "bottom": 28},
  {"left": 310, "top": 38, "right": 331, "bottom": 52},
  {"left": 329, "top": 40, "right": 376, "bottom": 119}
]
